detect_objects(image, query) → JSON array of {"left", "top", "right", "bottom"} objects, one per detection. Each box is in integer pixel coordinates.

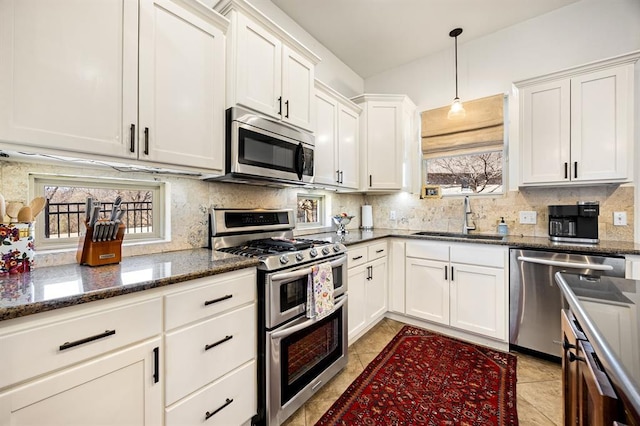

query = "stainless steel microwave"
[{"left": 207, "top": 107, "right": 314, "bottom": 186}]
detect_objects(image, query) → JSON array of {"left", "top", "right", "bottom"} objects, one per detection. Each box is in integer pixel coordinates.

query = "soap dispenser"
[{"left": 498, "top": 217, "right": 508, "bottom": 235}]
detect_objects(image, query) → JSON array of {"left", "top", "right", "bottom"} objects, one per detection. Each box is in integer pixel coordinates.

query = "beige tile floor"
[{"left": 283, "top": 318, "right": 562, "bottom": 426}]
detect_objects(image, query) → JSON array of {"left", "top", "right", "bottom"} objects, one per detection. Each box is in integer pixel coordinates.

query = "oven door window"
[
  {"left": 280, "top": 307, "right": 343, "bottom": 404},
  {"left": 279, "top": 265, "right": 344, "bottom": 313}
]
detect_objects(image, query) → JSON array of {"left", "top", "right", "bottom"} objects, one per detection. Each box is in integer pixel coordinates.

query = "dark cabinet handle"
[
  {"left": 336, "top": 170, "right": 341, "bottom": 184},
  {"left": 285, "top": 100, "right": 289, "bottom": 118},
  {"left": 129, "top": 124, "right": 136, "bottom": 153},
  {"left": 564, "top": 162, "right": 568, "bottom": 179},
  {"left": 278, "top": 96, "right": 282, "bottom": 116},
  {"left": 574, "top": 161, "right": 578, "bottom": 179},
  {"left": 568, "top": 352, "right": 585, "bottom": 363},
  {"left": 450, "top": 266, "right": 454, "bottom": 281},
  {"left": 153, "top": 347, "right": 160, "bottom": 383},
  {"left": 205, "top": 398, "right": 234, "bottom": 421},
  {"left": 352, "top": 255, "right": 363, "bottom": 261},
  {"left": 444, "top": 265, "right": 448, "bottom": 281},
  {"left": 59, "top": 329, "right": 116, "bottom": 351},
  {"left": 375, "top": 249, "right": 384, "bottom": 253},
  {"left": 204, "top": 294, "right": 233, "bottom": 306},
  {"left": 563, "top": 340, "right": 576, "bottom": 351},
  {"left": 339, "top": 171, "right": 344, "bottom": 184},
  {"left": 205, "top": 335, "right": 233, "bottom": 351},
  {"left": 143, "top": 127, "right": 149, "bottom": 155},
  {"left": 369, "top": 175, "right": 372, "bottom": 187}
]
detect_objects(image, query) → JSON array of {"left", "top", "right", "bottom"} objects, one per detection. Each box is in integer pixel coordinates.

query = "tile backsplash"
[
  {"left": 366, "top": 185, "right": 635, "bottom": 241},
  {"left": 1, "top": 158, "right": 635, "bottom": 268}
]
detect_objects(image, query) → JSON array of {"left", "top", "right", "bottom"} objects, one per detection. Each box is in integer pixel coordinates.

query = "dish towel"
[{"left": 306, "top": 262, "right": 334, "bottom": 319}]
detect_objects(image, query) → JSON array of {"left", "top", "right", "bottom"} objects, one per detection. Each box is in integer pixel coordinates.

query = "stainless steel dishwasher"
[{"left": 509, "top": 249, "right": 625, "bottom": 359}]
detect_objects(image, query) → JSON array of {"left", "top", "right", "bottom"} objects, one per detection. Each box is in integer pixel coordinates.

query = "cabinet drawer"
[
  {"left": 165, "top": 360, "right": 256, "bottom": 426},
  {"left": 347, "top": 246, "right": 368, "bottom": 268},
  {"left": 368, "top": 241, "right": 388, "bottom": 261},
  {"left": 165, "top": 304, "right": 256, "bottom": 405},
  {"left": 406, "top": 241, "right": 449, "bottom": 261},
  {"left": 165, "top": 269, "right": 256, "bottom": 330},
  {"left": 0, "top": 298, "right": 161, "bottom": 389},
  {"left": 450, "top": 244, "right": 506, "bottom": 268}
]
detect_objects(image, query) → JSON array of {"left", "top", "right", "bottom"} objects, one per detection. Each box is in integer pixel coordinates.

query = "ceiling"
[{"left": 271, "top": 0, "right": 580, "bottom": 78}]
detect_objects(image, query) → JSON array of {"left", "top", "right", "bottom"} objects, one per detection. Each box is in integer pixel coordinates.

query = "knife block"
[{"left": 76, "top": 222, "right": 125, "bottom": 266}]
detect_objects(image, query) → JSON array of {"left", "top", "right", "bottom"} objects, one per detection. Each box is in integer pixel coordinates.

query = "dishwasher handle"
[{"left": 517, "top": 256, "right": 614, "bottom": 271}]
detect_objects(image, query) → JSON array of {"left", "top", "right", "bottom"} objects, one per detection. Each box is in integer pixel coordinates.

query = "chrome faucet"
[{"left": 462, "top": 196, "right": 476, "bottom": 234}]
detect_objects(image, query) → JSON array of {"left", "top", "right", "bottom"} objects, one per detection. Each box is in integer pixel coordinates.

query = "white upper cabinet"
[
  {"left": 518, "top": 52, "right": 639, "bottom": 186},
  {"left": 351, "top": 94, "right": 416, "bottom": 192},
  {"left": 138, "top": 0, "right": 227, "bottom": 171},
  {"left": 0, "top": 0, "right": 138, "bottom": 158},
  {"left": 0, "top": 0, "right": 229, "bottom": 174},
  {"left": 216, "top": 0, "right": 320, "bottom": 132},
  {"left": 313, "top": 80, "right": 361, "bottom": 189}
]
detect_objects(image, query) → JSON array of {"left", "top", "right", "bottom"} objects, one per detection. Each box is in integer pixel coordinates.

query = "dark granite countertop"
[
  {"left": 304, "top": 228, "right": 640, "bottom": 256},
  {"left": 555, "top": 272, "right": 640, "bottom": 418},
  {"left": 0, "top": 249, "right": 259, "bottom": 322},
  {"left": 3, "top": 230, "right": 639, "bottom": 322}
]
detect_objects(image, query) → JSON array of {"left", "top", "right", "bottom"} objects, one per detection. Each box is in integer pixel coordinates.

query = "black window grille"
[{"left": 44, "top": 200, "right": 153, "bottom": 239}]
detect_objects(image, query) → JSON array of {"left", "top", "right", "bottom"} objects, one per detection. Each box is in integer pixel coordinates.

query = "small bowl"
[{"left": 332, "top": 215, "right": 355, "bottom": 226}]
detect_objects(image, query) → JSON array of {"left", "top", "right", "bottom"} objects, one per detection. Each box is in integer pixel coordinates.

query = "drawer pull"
[
  {"left": 352, "top": 255, "right": 363, "bottom": 261},
  {"left": 375, "top": 249, "right": 384, "bottom": 253},
  {"left": 205, "top": 335, "right": 233, "bottom": 351},
  {"left": 204, "top": 294, "right": 233, "bottom": 306},
  {"left": 205, "top": 398, "right": 234, "bottom": 421},
  {"left": 59, "top": 329, "right": 116, "bottom": 351}
]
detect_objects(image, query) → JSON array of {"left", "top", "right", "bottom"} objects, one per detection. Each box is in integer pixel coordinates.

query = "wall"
[
  {"left": 363, "top": 0, "right": 640, "bottom": 241},
  {"left": 0, "top": 159, "right": 365, "bottom": 267}
]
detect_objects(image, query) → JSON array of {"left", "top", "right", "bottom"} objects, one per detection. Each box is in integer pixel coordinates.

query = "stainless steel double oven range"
[{"left": 210, "top": 208, "right": 348, "bottom": 426}]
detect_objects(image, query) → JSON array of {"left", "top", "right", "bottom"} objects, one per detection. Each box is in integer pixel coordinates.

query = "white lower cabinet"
[
  {"left": 347, "top": 240, "right": 388, "bottom": 343},
  {"left": 0, "top": 337, "right": 162, "bottom": 426},
  {"left": 405, "top": 240, "right": 508, "bottom": 341}
]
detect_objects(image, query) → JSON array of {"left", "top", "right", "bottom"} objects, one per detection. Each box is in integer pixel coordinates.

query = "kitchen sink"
[{"left": 412, "top": 231, "right": 505, "bottom": 241}]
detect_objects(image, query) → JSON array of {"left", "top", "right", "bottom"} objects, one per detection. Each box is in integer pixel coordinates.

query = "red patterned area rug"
[{"left": 316, "top": 325, "right": 518, "bottom": 425}]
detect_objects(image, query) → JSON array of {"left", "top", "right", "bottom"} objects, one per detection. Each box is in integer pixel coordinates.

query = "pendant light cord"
[{"left": 454, "top": 34, "right": 459, "bottom": 98}]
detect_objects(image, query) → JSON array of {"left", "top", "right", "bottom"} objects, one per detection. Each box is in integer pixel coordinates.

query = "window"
[
  {"left": 30, "top": 174, "right": 167, "bottom": 249},
  {"left": 296, "top": 194, "right": 324, "bottom": 228},
  {"left": 421, "top": 94, "right": 505, "bottom": 195}
]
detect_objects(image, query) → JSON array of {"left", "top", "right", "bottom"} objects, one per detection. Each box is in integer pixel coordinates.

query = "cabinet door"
[
  {"left": 347, "top": 265, "right": 367, "bottom": 343},
  {"left": 366, "top": 258, "right": 388, "bottom": 323},
  {"left": 571, "top": 65, "right": 632, "bottom": 182},
  {"left": 365, "top": 101, "right": 402, "bottom": 190},
  {"left": 405, "top": 257, "right": 449, "bottom": 325},
  {"left": 338, "top": 104, "right": 360, "bottom": 189},
  {"left": 0, "top": 338, "right": 162, "bottom": 426},
  {"left": 578, "top": 340, "right": 619, "bottom": 426},
  {"left": 234, "top": 13, "right": 281, "bottom": 119},
  {"left": 562, "top": 310, "right": 585, "bottom": 426},
  {"left": 520, "top": 80, "right": 571, "bottom": 184},
  {"left": 138, "top": 0, "right": 225, "bottom": 172},
  {"left": 449, "top": 263, "right": 506, "bottom": 340},
  {"left": 282, "top": 46, "right": 314, "bottom": 131},
  {"left": 313, "top": 90, "right": 339, "bottom": 186},
  {"left": 0, "top": 0, "right": 138, "bottom": 157}
]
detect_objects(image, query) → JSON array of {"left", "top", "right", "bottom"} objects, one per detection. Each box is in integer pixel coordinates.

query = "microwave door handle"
[
  {"left": 270, "top": 296, "right": 347, "bottom": 340},
  {"left": 295, "top": 142, "right": 304, "bottom": 180},
  {"left": 516, "top": 256, "right": 614, "bottom": 271}
]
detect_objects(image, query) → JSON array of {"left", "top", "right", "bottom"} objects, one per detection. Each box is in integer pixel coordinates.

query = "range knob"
[
  {"left": 309, "top": 248, "right": 318, "bottom": 258},
  {"left": 295, "top": 253, "right": 304, "bottom": 261},
  {"left": 333, "top": 244, "right": 342, "bottom": 252},
  {"left": 279, "top": 255, "right": 290, "bottom": 265},
  {"left": 321, "top": 247, "right": 331, "bottom": 255}
]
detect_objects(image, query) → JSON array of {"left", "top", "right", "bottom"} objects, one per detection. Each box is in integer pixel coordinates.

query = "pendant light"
[{"left": 447, "top": 27, "right": 466, "bottom": 120}]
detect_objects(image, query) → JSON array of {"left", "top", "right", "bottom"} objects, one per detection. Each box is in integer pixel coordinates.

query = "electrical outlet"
[
  {"left": 519, "top": 211, "right": 537, "bottom": 224},
  {"left": 389, "top": 210, "right": 397, "bottom": 220},
  {"left": 613, "top": 211, "right": 627, "bottom": 226}
]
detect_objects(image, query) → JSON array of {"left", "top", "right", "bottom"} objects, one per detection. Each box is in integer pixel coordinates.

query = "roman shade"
[{"left": 421, "top": 94, "right": 504, "bottom": 159}]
